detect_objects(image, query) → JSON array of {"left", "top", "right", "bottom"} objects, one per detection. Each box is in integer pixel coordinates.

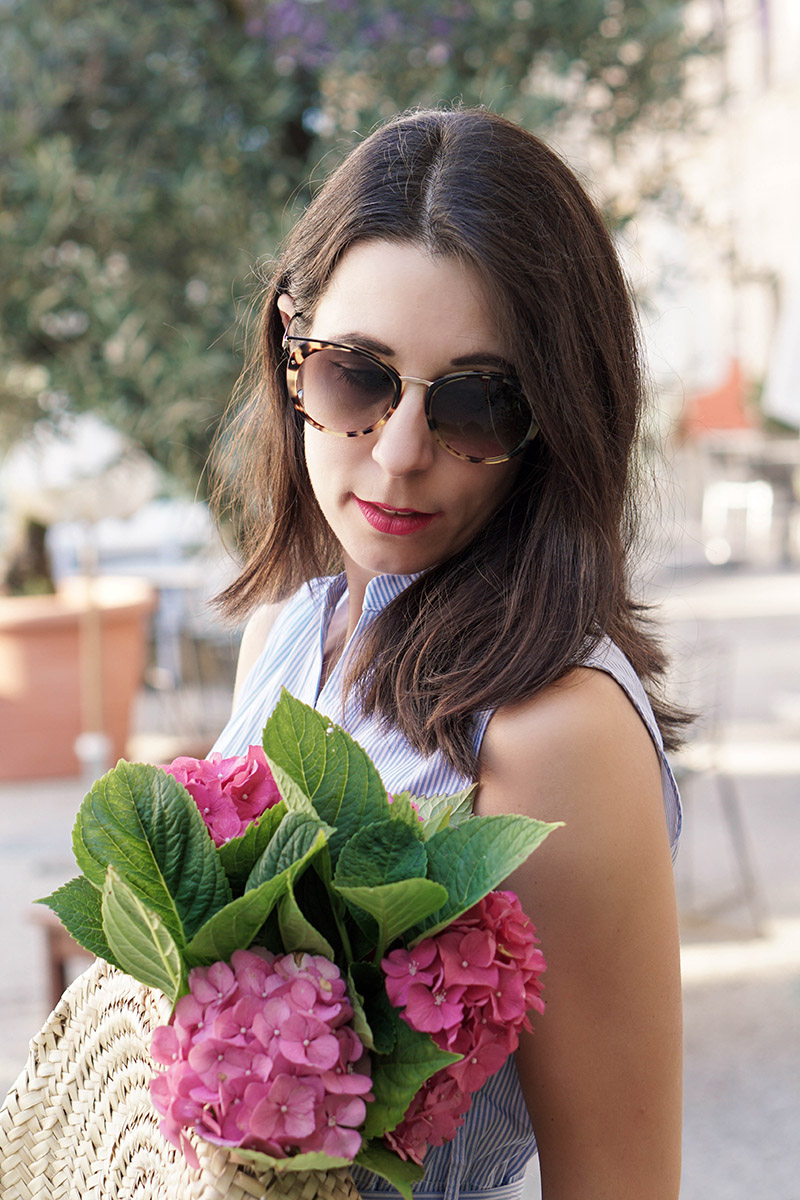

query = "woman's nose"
[{"left": 371, "top": 381, "right": 436, "bottom": 476}]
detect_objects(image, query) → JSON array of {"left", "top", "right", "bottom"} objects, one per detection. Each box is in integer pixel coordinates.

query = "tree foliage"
[{"left": 0, "top": 0, "right": 707, "bottom": 488}]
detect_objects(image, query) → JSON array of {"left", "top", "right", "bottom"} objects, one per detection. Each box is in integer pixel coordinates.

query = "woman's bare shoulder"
[
  {"left": 476, "top": 669, "right": 682, "bottom": 1198},
  {"left": 477, "top": 665, "right": 663, "bottom": 827},
  {"left": 233, "top": 600, "right": 288, "bottom": 702}
]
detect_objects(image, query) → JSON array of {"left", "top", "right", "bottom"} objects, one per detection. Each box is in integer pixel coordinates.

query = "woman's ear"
[{"left": 277, "top": 293, "right": 297, "bottom": 331}]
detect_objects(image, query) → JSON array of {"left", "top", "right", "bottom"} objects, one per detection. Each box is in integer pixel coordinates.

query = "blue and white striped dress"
[{"left": 212, "top": 571, "right": 682, "bottom": 1200}]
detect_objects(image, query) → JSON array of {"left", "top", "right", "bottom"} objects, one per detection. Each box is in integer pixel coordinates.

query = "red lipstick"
[{"left": 354, "top": 496, "right": 439, "bottom": 536}]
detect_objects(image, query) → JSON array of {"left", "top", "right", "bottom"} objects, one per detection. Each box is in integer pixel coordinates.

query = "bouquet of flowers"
[{"left": 40, "top": 690, "right": 558, "bottom": 1198}]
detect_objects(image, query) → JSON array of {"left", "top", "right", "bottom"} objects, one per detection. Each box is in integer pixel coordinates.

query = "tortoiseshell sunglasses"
[{"left": 283, "top": 334, "right": 538, "bottom": 464}]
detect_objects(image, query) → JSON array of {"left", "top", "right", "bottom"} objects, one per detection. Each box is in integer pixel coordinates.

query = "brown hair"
[{"left": 213, "top": 107, "right": 687, "bottom": 775}]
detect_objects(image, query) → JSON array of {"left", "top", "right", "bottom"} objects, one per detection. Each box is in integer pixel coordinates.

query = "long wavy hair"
[{"left": 212, "top": 107, "right": 686, "bottom": 776}]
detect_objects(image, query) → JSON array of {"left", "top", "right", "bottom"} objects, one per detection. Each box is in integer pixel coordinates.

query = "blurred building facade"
[
  {"left": 554, "top": 0, "right": 800, "bottom": 570},
  {"left": 551, "top": 0, "right": 799, "bottom": 430},
  {"left": 647, "top": 0, "right": 800, "bottom": 424}
]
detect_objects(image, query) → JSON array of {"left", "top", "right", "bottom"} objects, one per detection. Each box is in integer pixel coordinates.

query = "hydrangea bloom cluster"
[
  {"left": 381, "top": 890, "right": 546, "bottom": 1165},
  {"left": 163, "top": 746, "right": 281, "bottom": 846},
  {"left": 150, "top": 948, "right": 372, "bottom": 1167}
]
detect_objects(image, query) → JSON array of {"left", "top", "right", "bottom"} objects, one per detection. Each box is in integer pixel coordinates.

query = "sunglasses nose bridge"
[
  {"left": 394, "top": 373, "right": 433, "bottom": 402},
  {"left": 397, "top": 374, "right": 435, "bottom": 390},
  {"left": 394, "top": 374, "right": 437, "bottom": 420}
]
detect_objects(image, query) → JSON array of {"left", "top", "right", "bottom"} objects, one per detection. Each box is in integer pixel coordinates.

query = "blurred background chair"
[{"left": 669, "top": 633, "right": 768, "bottom": 937}]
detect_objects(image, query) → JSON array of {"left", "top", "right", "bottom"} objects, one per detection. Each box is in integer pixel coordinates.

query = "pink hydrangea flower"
[
  {"left": 403, "top": 982, "right": 463, "bottom": 1034},
  {"left": 150, "top": 948, "right": 372, "bottom": 1163},
  {"left": 162, "top": 746, "right": 282, "bottom": 846},
  {"left": 383, "top": 1073, "right": 469, "bottom": 1166},
  {"left": 437, "top": 928, "right": 499, "bottom": 991},
  {"left": 381, "top": 890, "right": 546, "bottom": 1164},
  {"left": 446, "top": 1026, "right": 509, "bottom": 1093},
  {"left": 381, "top": 938, "right": 439, "bottom": 1007},
  {"left": 244, "top": 1074, "right": 320, "bottom": 1143},
  {"left": 310, "top": 1094, "right": 368, "bottom": 1159},
  {"left": 279, "top": 1013, "right": 341, "bottom": 1070},
  {"left": 484, "top": 889, "right": 547, "bottom": 1021}
]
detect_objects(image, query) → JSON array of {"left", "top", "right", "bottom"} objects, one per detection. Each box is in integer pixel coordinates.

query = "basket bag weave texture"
[{"left": 0, "top": 957, "right": 360, "bottom": 1200}]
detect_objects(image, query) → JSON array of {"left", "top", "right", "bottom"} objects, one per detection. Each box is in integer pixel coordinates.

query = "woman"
[{"left": 212, "top": 107, "right": 683, "bottom": 1200}]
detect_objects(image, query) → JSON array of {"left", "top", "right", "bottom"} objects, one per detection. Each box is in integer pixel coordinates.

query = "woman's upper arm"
[
  {"left": 476, "top": 668, "right": 682, "bottom": 1200},
  {"left": 232, "top": 601, "right": 286, "bottom": 705}
]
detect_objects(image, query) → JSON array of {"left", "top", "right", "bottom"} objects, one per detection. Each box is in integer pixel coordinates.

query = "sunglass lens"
[
  {"left": 296, "top": 348, "right": 395, "bottom": 433},
  {"left": 431, "top": 377, "right": 534, "bottom": 461}
]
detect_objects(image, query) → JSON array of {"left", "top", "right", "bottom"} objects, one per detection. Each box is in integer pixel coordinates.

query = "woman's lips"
[{"left": 354, "top": 496, "right": 439, "bottom": 536}]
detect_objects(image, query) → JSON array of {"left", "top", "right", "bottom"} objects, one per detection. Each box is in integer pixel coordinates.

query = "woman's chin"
[{"left": 342, "top": 544, "right": 443, "bottom": 585}]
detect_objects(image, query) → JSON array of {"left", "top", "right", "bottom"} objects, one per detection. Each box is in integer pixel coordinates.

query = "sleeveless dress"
[{"left": 212, "top": 572, "right": 682, "bottom": 1200}]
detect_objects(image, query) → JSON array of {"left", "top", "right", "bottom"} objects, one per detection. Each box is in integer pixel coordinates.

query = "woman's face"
[{"left": 283, "top": 239, "right": 523, "bottom": 598}]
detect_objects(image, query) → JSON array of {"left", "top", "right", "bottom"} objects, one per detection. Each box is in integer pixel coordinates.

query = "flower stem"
[{"left": 330, "top": 893, "right": 354, "bottom": 963}]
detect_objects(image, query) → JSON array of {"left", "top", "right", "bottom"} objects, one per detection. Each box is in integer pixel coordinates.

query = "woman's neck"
[
  {"left": 341, "top": 554, "right": 373, "bottom": 642},
  {"left": 319, "top": 599, "right": 350, "bottom": 691}
]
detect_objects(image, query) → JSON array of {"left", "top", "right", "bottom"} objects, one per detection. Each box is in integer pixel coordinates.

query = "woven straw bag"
[{"left": 0, "top": 957, "right": 360, "bottom": 1199}]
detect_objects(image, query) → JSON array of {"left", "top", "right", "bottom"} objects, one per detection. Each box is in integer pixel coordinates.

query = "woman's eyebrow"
[
  {"left": 450, "top": 351, "right": 515, "bottom": 373},
  {"left": 324, "top": 334, "right": 514, "bottom": 375},
  {"left": 327, "top": 332, "right": 395, "bottom": 357}
]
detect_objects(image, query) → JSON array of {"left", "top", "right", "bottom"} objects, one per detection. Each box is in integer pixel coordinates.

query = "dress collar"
[
  {"left": 308, "top": 571, "right": 420, "bottom": 619},
  {"left": 361, "top": 572, "right": 421, "bottom": 612}
]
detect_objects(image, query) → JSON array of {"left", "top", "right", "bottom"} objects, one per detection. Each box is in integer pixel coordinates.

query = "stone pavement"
[
  {"left": 653, "top": 565, "right": 800, "bottom": 1200},
  {"left": 0, "top": 565, "right": 798, "bottom": 1198}
]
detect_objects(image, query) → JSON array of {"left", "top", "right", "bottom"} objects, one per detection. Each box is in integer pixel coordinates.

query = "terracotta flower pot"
[{"left": 0, "top": 576, "right": 155, "bottom": 781}]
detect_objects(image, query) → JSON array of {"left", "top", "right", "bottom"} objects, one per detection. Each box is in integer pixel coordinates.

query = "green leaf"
[
  {"left": 335, "top": 820, "right": 427, "bottom": 888},
  {"left": 262, "top": 690, "right": 390, "bottom": 862},
  {"left": 411, "top": 785, "right": 476, "bottom": 834},
  {"left": 348, "top": 961, "right": 397, "bottom": 1055},
  {"left": 295, "top": 859, "right": 349, "bottom": 958},
  {"left": 256, "top": 907, "right": 284, "bottom": 955},
  {"left": 415, "top": 814, "right": 562, "bottom": 940},
  {"left": 101, "top": 867, "right": 185, "bottom": 1002},
  {"left": 363, "top": 1014, "right": 460, "bottom": 1139},
  {"left": 383, "top": 790, "right": 426, "bottom": 836},
  {"left": 72, "top": 761, "right": 231, "bottom": 945},
  {"left": 267, "top": 817, "right": 339, "bottom": 960},
  {"left": 354, "top": 1139, "right": 425, "bottom": 1200},
  {"left": 345, "top": 901, "right": 380, "bottom": 951},
  {"left": 218, "top": 801, "right": 286, "bottom": 894},
  {"left": 246, "top": 811, "right": 329, "bottom": 889},
  {"left": 232, "top": 1147, "right": 352, "bottom": 1173},
  {"left": 183, "top": 872, "right": 290, "bottom": 964},
  {"left": 186, "top": 814, "right": 330, "bottom": 963},
  {"left": 277, "top": 884, "right": 335, "bottom": 959},
  {"left": 335, "top": 878, "right": 448, "bottom": 955},
  {"left": 263, "top": 757, "right": 318, "bottom": 816},
  {"left": 346, "top": 964, "right": 376, "bottom": 1052},
  {"left": 36, "top": 876, "right": 119, "bottom": 968}
]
